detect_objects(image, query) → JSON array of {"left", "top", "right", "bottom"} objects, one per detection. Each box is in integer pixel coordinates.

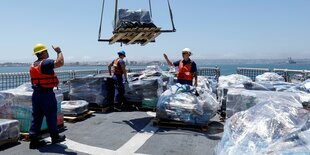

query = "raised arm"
[
  {"left": 163, "top": 53, "right": 173, "bottom": 66},
  {"left": 52, "top": 45, "right": 64, "bottom": 68}
]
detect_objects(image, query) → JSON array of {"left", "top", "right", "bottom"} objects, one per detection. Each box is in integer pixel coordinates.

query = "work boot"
[
  {"left": 51, "top": 134, "right": 66, "bottom": 144},
  {"left": 29, "top": 140, "right": 47, "bottom": 149}
]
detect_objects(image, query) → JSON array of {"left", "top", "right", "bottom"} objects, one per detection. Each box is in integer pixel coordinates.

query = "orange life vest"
[
  {"left": 113, "top": 58, "right": 123, "bottom": 75},
  {"left": 30, "top": 60, "right": 59, "bottom": 88},
  {"left": 177, "top": 60, "right": 193, "bottom": 81}
]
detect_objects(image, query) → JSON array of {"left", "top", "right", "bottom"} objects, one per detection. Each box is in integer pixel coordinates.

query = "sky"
[{"left": 0, "top": 0, "right": 310, "bottom": 63}]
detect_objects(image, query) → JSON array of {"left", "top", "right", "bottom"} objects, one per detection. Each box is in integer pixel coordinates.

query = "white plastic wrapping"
[
  {"left": 215, "top": 98, "right": 309, "bottom": 155},
  {"left": 0, "top": 119, "right": 19, "bottom": 145},
  {"left": 255, "top": 72, "right": 285, "bottom": 82},
  {"left": 225, "top": 88, "right": 304, "bottom": 118},
  {"left": 156, "top": 82, "right": 219, "bottom": 125},
  {"left": 61, "top": 100, "right": 89, "bottom": 116}
]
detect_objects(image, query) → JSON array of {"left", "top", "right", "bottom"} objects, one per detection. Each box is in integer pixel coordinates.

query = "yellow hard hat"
[{"left": 33, "top": 43, "right": 47, "bottom": 54}]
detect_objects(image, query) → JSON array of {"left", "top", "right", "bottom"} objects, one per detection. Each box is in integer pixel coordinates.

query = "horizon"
[{"left": 1, "top": 0, "right": 309, "bottom": 62}]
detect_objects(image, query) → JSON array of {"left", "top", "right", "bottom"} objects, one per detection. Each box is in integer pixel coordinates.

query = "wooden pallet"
[
  {"left": 109, "top": 27, "right": 161, "bottom": 45},
  {"left": 64, "top": 110, "right": 95, "bottom": 123},
  {"left": 20, "top": 123, "right": 66, "bottom": 141},
  {"left": 152, "top": 118, "right": 208, "bottom": 132},
  {"left": 88, "top": 106, "right": 112, "bottom": 113},
  {"left": 0, "top": 137, "right": 19, "bottom": 146}
]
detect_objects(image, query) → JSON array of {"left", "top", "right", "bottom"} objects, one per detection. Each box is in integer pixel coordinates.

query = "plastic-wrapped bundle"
[
  {"left": 125, "top": 76, "right": 163, "bottom": 108},
  {"left": 225, "top": 88, "right": 307, "bottom": 118},
  {"left": 156, "top": 83, "right": 219, "bottom": 125},
  {"left": 218, "top": 74, "right": 252, "bottom": 89},
  {"left": 69, "top": 74, "right": 113, "bottom": 107},
  {"left": 255, "top": 72, "right": 285, "bottom": 82},
  {"left": 265, "top": 128, "right": 310, "bottom": 154},
  {"left": 215, "top": 98, "right": 309, "bottom": 155},
  {"left": 0, "top": 119, "right": 19, "bottom": 146},
  {"left": 0, "top": 83, "right": 63, "bottom": 132},
  {"left": 217, "top": 74, "right": 252, "bottom": 103},
  {"left": 61, "top": 100, "right": 89, "bottom": 116},
  {"left": 115, "top": 9, "right": 156, "bottom": 30},
  {"left": 0, "top": 82, "right": 63, "bottom": 106}
]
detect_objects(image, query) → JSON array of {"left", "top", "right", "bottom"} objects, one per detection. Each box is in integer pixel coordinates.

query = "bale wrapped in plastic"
[
  {"left": 265, "top": 127, "right": 310, "bottom": 154},
  {"left": 1, "top": 82, "right": 63, "bottom": 106},
  {"left": 217, "top": 74, "right": 252, "bottom": 117},
  {"left": 69, "top": 74, "right": 113, "bottom": 107},
  {"left": 0, "top": 83, "right": 63, "bottom": 132},
  {"left": 115, "top": 9, "right": 156, "bottom": 30},
  {"left": 156, "top": 83, "right": 219, "bottom": 125},
  {"left": 225, "top": 88, "right": 308, "bottom": 118},
  {"left": 215, "top": 97, "right": 309, "bottom": 155},
  {"left": 0, "top": 119, "right": 19, "bottom": 146},
  {"left": 61, "top": 100, "right": 89, "bottom": 116},
  {"left": 125, "top": 76, "right": 163, "bottom": 108},
  {"left": 255, "top": 72, "right": 285, "bottom": 82}
]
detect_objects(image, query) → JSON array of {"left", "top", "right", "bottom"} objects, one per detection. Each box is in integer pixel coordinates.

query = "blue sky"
[{"left": 1, "top": 0, "right": 309, "bottom": 63}]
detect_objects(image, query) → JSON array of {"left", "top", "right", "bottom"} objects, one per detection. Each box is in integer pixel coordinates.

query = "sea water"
[{"left": 1, "top": 59, "right": 310, "bottom": 75}]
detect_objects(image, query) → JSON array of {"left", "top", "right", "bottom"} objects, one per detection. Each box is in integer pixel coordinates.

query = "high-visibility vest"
[
  {"left": 177, "top": 60, "right": 193, "bottom": 81},
  {"left": 30, "top": 60, "right": 59, "bottom": 88},
  {"left": 113, "top": 58, "right": 123, "bottom": 75}
]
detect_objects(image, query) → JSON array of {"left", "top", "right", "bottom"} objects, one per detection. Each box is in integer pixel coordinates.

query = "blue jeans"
[
  {"left": 112, "top": 75, "right": 125, "bottom": 106},
  {"left": 29, "top": 90, "right": 59, "bottom": 139}
]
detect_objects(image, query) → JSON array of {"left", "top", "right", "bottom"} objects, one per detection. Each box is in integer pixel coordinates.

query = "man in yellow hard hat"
[
  {"left": 29, "top": 43, "right": 66, "bottom": 149},
  {"left": 163, "top": 48, "right": 198, "bottom": 86}
]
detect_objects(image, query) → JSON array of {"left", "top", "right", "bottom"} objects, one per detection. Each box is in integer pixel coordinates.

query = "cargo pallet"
[
  {"left": 88, "top": 106, "right": 112, "bottom": 113},
  {"left": 64, "top": 110, "right": 95, "bottom": 123},
  {"left": 152, "top": 118, "right": 208, "bottom": 132},
  {"left": 20, "top": 123, "right": 66, "bottom": 141},
  {"left": 0, "top": 137, "right": 19, "bottom": 147}
]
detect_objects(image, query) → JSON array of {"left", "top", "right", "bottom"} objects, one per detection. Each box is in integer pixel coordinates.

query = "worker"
[
  {"left": 163, "top": 48, "right": 198, "bottom": 86},
  {"left": 108, "top": 50, "right": 128, "bottom": 111},
  {"left": 29, "top": 43, "right": 66, "bottom": 149}
]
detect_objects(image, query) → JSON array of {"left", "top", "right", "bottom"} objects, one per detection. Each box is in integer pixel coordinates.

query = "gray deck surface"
[{"left": 0, "top": 111, "right": 224, "bottom": 155}]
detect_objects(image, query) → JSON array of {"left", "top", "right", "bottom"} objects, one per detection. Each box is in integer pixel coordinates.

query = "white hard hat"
[{"left": 182, "top": 48, "right": 191, "bottom": 52}]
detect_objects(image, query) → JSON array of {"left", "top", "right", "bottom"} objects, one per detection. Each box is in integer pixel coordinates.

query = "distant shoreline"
[{"left": 2, "top": 58, "right": 310, "bottom": 67}]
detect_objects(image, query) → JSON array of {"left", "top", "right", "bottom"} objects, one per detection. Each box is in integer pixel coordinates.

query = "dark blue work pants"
[
  {"left": 112, "top": 75, "right": 125, "bottom": 106},
  {"left": 177, "top": 79, "right": 193, "bottom": 86},
  {"left": 29, "top": 90, "right": 59, "bottom": 139}
]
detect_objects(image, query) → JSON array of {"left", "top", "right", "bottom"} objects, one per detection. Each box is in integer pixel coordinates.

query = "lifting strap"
[
  {"left": 113, "top": 0, "right": 118, "bottom": 31},
  {"left": 167, "top": 0, "right": 176, "bottom": 31},
  {"left": 149, "top": 0, "right": 153, "bottom": 18},
  {"left": 98, "top": 0, "right": 105, "bottom": 40}
]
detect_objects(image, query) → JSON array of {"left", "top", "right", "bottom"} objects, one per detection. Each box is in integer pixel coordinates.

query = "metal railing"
[
  {"left": 237, "top": 67, "right": 310, "bottom": 82},
  {"left": 2, "top": 66, "right": 308, "bottom": 91},
  {"left": 197, "top": 67, "right": 220, "bottom": 81},
  {"left": 0, "top": 67, "right": 221, "bottom": 91},
  {"left": 236, "top": 67, "right": 270, "bottom": 81}
]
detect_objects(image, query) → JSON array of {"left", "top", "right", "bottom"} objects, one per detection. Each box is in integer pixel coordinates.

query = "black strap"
[
  {"left": 113, "top": 0, "right": 118, "bottom": 31},
  {"left": 98, "top": 0, "right": 105, "bottom": 40},
  {"left": 149, "top": 0, "right": 153, "bottom": 18},
  {"left": 167, "top": 0, "right": 176, "bottom": 31}
]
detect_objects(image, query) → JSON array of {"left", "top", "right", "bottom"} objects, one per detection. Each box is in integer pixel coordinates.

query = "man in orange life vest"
[
  {"left": 163, "top": 48, "right": 198, "bottom": 86},
  {"left": 29, "top": 43, "right": 66, "bottom": 149},
  {"left": 108, "top": 50, "right": 128, "bottom": 110}
]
